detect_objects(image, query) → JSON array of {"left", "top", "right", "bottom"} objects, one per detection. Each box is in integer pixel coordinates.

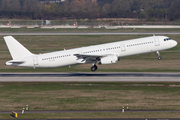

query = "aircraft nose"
[{"left": 172, "top": 40, "right": 178, "bottom": 47}]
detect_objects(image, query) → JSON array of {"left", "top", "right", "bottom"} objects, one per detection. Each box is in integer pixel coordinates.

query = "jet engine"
[{"left": 98, "top": 55, "right": 118, "bottom": 64}]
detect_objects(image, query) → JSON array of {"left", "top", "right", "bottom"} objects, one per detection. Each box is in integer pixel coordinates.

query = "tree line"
[{"left": 0, "top": 0, "right": 180, "bottom": 21}]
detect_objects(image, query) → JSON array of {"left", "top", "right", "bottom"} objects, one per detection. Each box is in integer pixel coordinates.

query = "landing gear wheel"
[
  {"left": 158, "top": 56, "right": 162, "bottom": 60},
  {"left": 91, "top": 65, "right": 97, "bottom": 72},
  {"left": 156, "top": 51, "right": 161, "bottom": 60}
]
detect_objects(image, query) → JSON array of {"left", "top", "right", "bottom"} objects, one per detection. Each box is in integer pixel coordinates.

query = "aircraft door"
[
  {"left": 33, "top": 56, "right": 38, "bottom": 66},
  {"left": 121, "top": 44, "right": 126, "bottom": 52},
  {"left": 154, "top": 37, "right": 160, "bottom": 46}
]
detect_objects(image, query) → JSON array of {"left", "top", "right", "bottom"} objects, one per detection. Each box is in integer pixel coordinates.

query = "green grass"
[{"left": 1, "top": 82, "right": 180, "bottom": 112}]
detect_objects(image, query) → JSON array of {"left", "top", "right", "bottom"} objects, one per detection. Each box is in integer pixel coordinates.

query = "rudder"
[{"left": 4, "top": 36, "right": 34, "bottom": 60}]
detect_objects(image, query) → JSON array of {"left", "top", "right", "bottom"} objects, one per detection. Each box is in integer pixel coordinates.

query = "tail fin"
[{"left": 4, "top": 36, "right": 34, "bottom": 60}]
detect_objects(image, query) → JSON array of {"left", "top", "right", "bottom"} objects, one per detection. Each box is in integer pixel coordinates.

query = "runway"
[
  {"left": 2, "top": 110, "right": 180, "bottom": 120},
  {"left": 0, "top": 32, "right": 180, "bottom": 36},
  {"left": 0, "top": 72, "right": 180, "bottom": 82},
  {"left": 1, "top": 110, "right": 180, "bottom": 120}
]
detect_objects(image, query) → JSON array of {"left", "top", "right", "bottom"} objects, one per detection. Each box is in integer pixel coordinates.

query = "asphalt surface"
[
  {"left": 2, "top": 110, "right": 180, "bottom": 120},
  {"left": 1, "top": 32, "right": 180, "bottom": 36},
  {"left": 2, "top": 119, "right": 180, "bottom": 120},
  {"left": 0, "top": 72, "right": 180, "bottom": 82}
]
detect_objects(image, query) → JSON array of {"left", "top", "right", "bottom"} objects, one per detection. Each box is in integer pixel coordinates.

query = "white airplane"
[{"left": 4, "top": 35, "right": 177, "bottom": 71}]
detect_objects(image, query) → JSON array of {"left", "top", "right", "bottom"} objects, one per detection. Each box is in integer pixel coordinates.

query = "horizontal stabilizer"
[{"left": 5, "top": 60, "right": 24, "bottom": 66}]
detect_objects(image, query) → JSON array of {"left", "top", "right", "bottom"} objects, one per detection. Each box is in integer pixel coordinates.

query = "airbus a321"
[{"left": 4, "top": 35, "right": 177, "bottom": 71}]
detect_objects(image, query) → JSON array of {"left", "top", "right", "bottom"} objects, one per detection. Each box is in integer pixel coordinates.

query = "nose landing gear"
[{"left": 157, "top": 51, "right": 162, "bottom": 60}]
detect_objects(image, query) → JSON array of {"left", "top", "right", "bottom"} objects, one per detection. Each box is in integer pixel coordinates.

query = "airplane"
[{"left": 4, "top": 35, "right": 177, "bottom": 72}]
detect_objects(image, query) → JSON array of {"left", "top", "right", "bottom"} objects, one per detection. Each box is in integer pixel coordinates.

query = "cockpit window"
[{"left": 164, "top": 38, "right": 171, "bottom": 41}]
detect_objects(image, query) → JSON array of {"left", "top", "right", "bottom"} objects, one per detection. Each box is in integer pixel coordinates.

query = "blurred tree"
[
  {"left": 168, "top": 0, "right": 180, "bottom": 21},
  {"left": 0, "top": 0, "right": 179, "bottom": 21},
  {"left": 68, "top": 0, "right": 86, "bottom": 19},
  {"left": 85, "top": 0, "right": 98, "bottom": 19},
  {"left": 110, "top": 0, "right": 132, "bottom": 18},
  {"left": 101, "top": 3, "right": 111, "bottom": 18}
]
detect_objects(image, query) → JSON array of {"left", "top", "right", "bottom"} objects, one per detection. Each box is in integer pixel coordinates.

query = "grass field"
[
  {"left": 0, "top": 35, "right": 180, "bottom": 72},
  {"left": 1, "top": 82, "right": 180, "bottom": 111},
  {"left": 1, "top": 82, "right": 180, "bottom": 119}
]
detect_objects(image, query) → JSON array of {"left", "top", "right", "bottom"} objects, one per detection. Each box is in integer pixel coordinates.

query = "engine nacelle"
[{"left": 99, "top": 55, "right": 118, "bottom": 64}]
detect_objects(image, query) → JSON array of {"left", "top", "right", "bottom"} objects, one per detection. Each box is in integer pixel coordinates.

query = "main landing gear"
[
  {"left": 157, "top": 51, "right": 162, "bottom": 60},
  {"left": 91, "top": 64, "right": 98, "bottom": 72}
]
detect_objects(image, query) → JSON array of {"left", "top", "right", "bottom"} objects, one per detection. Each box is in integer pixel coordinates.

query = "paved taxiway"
[
  {"left": 1, "top": 110, "right": 180, "bottom": 120},
  {"left": 0, "top": 73, "right": 180, "bottom": 82},
  {"left": 0, "top": 32, "right": 180, "bottom": 36},
  {"left": 1, "top": 118, "right": 179, "bottom": 120}
]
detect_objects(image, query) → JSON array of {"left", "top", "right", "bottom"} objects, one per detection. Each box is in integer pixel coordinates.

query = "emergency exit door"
[
  {"left": 121, "top": 44, "right": 126, "bottom": 51},
  {"left": 33, "top": 56, "right": 38, "bottom": 66}
]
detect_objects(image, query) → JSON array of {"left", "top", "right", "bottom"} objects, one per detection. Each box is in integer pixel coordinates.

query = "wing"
[{"left": 73, "top": 53, "right": 114, "bottom": 63}]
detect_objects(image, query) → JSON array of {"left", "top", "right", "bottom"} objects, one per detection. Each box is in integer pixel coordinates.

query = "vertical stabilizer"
[{"left": 4, "top": 36, "right": 34, "bottom": 60}]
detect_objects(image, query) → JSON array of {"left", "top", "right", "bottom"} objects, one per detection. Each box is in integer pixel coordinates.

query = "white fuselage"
[{"left": 5, "top": 36, "right": 177, "bottom": 68}]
